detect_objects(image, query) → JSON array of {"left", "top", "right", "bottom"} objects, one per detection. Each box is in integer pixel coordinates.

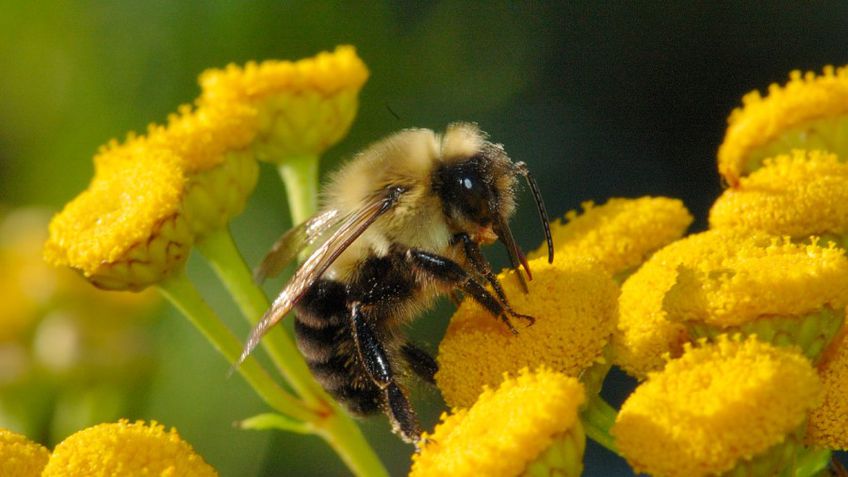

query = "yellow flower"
[
  {"left": 611, "top": 229, "right": 783, "bottom": 378},
  {"left": 198, "top": 45, "right": 369, "bottom": 162},
  {"left": 807, "top": 326, "right": 848, "bottom": 450},
  {"left": 528, "top": 197, "right": 692, "bottom": 279},
  {"left": 44, "top": 144, "right": 193, "bottom": 291},
  {"left": 710, "top": 150, "right": 848, "bottom": 240},
  {"left": 613, "top": 335, "right": 821, "bottom": 477},
  {"left": 411, "top": 368, "right": 585, "bottom": 477},
  {"left": 436, "top": 255, "right": 618, "bottom": 408},
  {"left": 42, "top": 419, "right": 217, "bottom": 477},
  {"left": 663, "top": 236, "right": 848, "bottom": 358},
  {"left": 0, "top": 428, "right": 50, "bottom": 477},
  {"left": 718, "top": 65, "right": 848, "bottom": 185}
]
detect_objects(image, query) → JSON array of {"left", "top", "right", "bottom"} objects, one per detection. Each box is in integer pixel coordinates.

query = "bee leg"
[
  {"left": 406, "top": 249, "right": 531, "bottom": 333},
  {"left": 453, "top": 233, "right": 534, "bottom": 324},
  {"left": 401, "top": 343, "right": 438, "bottom": 385},
  {"left": 350, "top": 302, "right": 421, "bottom": 443}
]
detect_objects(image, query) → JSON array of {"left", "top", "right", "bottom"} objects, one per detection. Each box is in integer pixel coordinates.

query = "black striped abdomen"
[{"left": 294, "top": 279, "right": 382, "bottom": 416}]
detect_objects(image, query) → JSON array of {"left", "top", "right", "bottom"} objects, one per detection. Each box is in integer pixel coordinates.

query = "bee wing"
[
  {"left": 236, "top": 186, "right": 407, "bottom": 367},
  {"left": 253, "top": 208, "right": 343, "bottom": 283}
]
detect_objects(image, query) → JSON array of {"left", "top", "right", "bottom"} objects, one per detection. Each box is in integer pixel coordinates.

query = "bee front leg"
[
  {"left": 349, "top": 302, "right": 421, "bottom": 444},
  {"left": 405, "top": 249, "right": 534, "bottom": 333},
  {"left": 401, "top": 343, "right": 438, "bottom": 385}
]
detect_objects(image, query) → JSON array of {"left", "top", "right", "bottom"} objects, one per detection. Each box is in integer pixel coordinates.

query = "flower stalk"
[{"left": 277, "top": 154, "right": 320, "bottom": 226}]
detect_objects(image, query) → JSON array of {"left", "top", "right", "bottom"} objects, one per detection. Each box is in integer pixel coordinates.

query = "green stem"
[
  {"left": 581, "top": 394, "right": 619, "bottom": 455},
  {"left": 794, "top": 446, "right": 831, "bottom": 477},
  {"left": 314, "top": 411, "right": 390, "bottom": 477},
  {"left": 277, "top": 155, "right": 319, "bottom": 225},
  {"left": 197, "top": 228, "right": 321, "bottom": 403},
  {"left": 156, "top": 271, "right": 314, "bottom": 424}
]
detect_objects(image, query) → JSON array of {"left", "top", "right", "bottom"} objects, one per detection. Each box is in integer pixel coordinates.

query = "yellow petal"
[
  {"left": 436, "top": 256, "right": 618, "bottom": 408},
  {"left": 42, "top": 420, "right": 217, "bottom": 477},
  {"left": 411, "top": 367, "right": 585, "bottom": 477},
  {"left": 614, "top": 335, "right": 821, "bottom": 477},
  {"left": 718, "top": 65, "right": 848, "bottom": 185},
  {"left": 0, "top": 428, "right": 49, "bottom": 477},
  {"left": 528, "top": 197, "right": 692, "bottom": 279}
]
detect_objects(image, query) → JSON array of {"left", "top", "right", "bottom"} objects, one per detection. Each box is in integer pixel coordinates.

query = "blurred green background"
[{"left": 2, "top": 2, "right": 847, "bottom": 475}]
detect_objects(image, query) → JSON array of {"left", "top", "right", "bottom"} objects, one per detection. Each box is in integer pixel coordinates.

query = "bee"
[{"left": 239, "top": 123, "right": 553, "bottom": 444}]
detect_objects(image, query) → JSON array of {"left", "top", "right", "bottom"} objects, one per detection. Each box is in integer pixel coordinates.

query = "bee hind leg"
[
  {"left": 401, "top": 343, "right": 438, "bottom": 385},
  {"left": 350, "top": 302, "right": 422, "bottom": 443}
]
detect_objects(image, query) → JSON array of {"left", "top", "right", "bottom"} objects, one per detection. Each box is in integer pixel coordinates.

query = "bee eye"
[{"left": 435, "top": 158, "right": 494, "bottom": 225}]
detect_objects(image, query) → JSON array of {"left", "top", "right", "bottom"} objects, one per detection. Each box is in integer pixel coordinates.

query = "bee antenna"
[
  {"left": 514, "top": 162, "right": 554, "bottom": 263},
  {"left": 385, "top": 103, "right": 401, "bottom": 121}
]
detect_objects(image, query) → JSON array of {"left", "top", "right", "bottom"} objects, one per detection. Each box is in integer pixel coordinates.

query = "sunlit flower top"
[
  {"left": 528, "top": 197, "right": 692, "bottom": 278},
  {"left": 137, "top": 103, "right": 257, "bottom": 173},
  {"left": 411, "top": 368, "right": 585, "bottom": 477},
  {"left": 718, "top": 65, "right": 848, "bottom": 185},
  {"left": 612, "top": 229, "right": 768, "bottom": 378},
  {"left": 198, "top": 45, "right": 369, "bottom": 161},
  {"left": 0, "top": 428, "right": 49, "bottom": 477},
  {"left": 44, "top": 144, "right": 192, "bottom": 290},
  {"left": 42, "top": 420, "right": 217, "bottom": 477},
  {"left": 436, "top": 256, "right": 618, "bottom": 408},
  {"left": 613, "top": 335, "right": 821, "bottom": 477},
  {"left": 807, "top": 326, "right": 848, "bottom": 450},
  {"left": 710, "top": 150, "right": 848, "bottom": 239},
  {"left": 664, "top": 237, "right": 848, "bottom": 327}
]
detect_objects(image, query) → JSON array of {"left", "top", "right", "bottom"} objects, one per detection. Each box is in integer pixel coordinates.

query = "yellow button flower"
[
  {"left": 663, "top": 237, "right": 848, "bottom": 359},
  {"left": 613, "top": 335, "right": 821, "bottom": 477},
  {"left": 528, "top": 197, "right": 692, "bottom": 279},
  {"left": 0, "top": 428, "right": 49, "bottom": 477},
  {"left": 198, "top": 45, "right": 369, "bottom": 162},
  {"left": 718, "top": 65, "right": 848, "bottom": 186},
  {"left": 42, "top": 419, "right": 217, "bottom": 477},
  {"left": 612, "top": 229, "right": 766, "bottom": 378},
  {"left": 710, "top": 150, "right": 848, "bottom": 240},
  {"left": 436, "top": 255, "right": 618, "bottom": 408},
  {"left": 807, "top": 326, "right": 848, "bottom": 450},
  {"left": 44, "top": 144, "right": 193, "bottom": 291},
  {"left": 411, "top": 368, "right": 585, "bottom": 477}
]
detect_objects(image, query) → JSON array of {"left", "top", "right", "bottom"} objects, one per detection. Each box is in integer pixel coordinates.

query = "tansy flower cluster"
[
  {"left": 431, "top": 65, "right": 848, "bottom": 476},
  {"left": 0, "top": 421, "right": 216, "bottom": 476}
]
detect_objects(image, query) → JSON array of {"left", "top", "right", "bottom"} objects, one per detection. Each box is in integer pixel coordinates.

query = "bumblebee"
[{"left": 240, "top": 123, "right": 553, "bottom": 444}]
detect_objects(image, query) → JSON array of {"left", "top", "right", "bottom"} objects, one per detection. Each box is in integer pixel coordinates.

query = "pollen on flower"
[
  {"left": 807, "top": 326, "right": 848, "bottom": 450},
  {"left": 527, "top": 197, "right": 692, "bottom": 278},
  {"left": 718, "top": 65, "right": 848, "bottom": 185},
  {"left": 611, "top": 229, "right": 770, "bottom": 378},
  {"left": 143, "top": 103, "right": 258, "bottom": 173},
  {"left": 613, "top": 335, "right": 821, "bottom": 477},
  {"left": 42, "top": 419, "right": 217, "bottom": 477},
  {"left": 198, "top": 45, "right": 369, "bottom": 161},
  {"left": 44, "top": 145, "right": 192, "bottom": 290},
  {"left": 411, "top": 367, "right": 585, "bottom": 477},
  {"left": 710, "top": 150, "right": 848, "bottom": 239},
  {"left": 0, "top": 428, "right": 50, "bottom": 477},
  {"left": 436, "top": 255, "right": 618, "bottom": 408},
  {"left": 663, "top": 236, "right": 848, "bottom": 328}
]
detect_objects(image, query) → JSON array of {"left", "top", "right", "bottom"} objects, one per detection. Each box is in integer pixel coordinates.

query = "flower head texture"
[
  {"left": 436, "top": 255, "right": 618, "bottom": 408},
  {"left": 44, "top": 144, "right": 193, "bottom": 290},
  {"left": 718, "top": 65, "right": 848, "bottom": 185},
  {"left": 613, "top": 336, "right": 821, "bottom": 477},
  {"left": 612, "top": 229, "right": 770, "bottom": 378},
  {"left": 0, "top": 428, "right": 49, "bottom": 477},
  {"left": 528, "top": 197, "right": 692, "bottom": 278},
  {"left": 42, "top": 420, "right": 217, "bottom": 477},
  {"left": 198, "top": 45, "right": 369, "bottom": 161},
  {"left": 662, "top": 237, "right": 848, "bottom": 349},
  {"left": 710, "top": 150, "right": 848, "bottom": 239},
  {"left": 807, "top": 326, "right": 848, "bottom": 450},
  {"left": 411, "top": 368, "right": 585, "bottom": 477}
]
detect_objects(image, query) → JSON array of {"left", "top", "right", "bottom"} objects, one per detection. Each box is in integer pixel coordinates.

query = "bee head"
[{"left": 433, "top": 132, "right": 554, "bottom": 284}]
